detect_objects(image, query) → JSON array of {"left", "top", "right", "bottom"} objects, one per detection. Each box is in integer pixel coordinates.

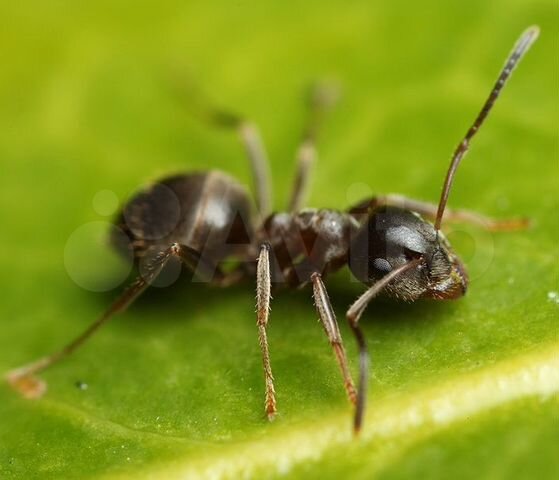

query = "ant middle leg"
[
  {"left": 310, "top": 272, "right": 357, "bottom": 406},
  {"left": 352, "top": 194, "right": 531, "bottom": 232},
  {"left": 255, "top": 244, "right": 277, "bottom": 420},
  {"left": 288, "top": 81, "right": 340, "bottom": 212}
]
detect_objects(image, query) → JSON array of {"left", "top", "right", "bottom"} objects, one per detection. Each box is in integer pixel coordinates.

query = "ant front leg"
[
  {"left": 255, "top": 244, "right": 277, "bottom": 420},
  {"left": 310, "top": 273, "right": 357, "bottom": 406},
  {"left": 6, "top": 245, "right": 177, "bottom": 399},
  {"left": 354, "top": 194, "right": 531, "bottom": 232},
  {"left": 345, "top": 260, "right": 421, "bottom": 434}
]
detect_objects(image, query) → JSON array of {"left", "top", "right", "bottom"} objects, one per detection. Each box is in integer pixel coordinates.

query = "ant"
[{"left": 7, "top": 26, "right": 539, "bottom": 434}]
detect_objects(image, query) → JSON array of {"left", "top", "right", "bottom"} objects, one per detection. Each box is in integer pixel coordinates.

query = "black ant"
[{"left": 7, "top": 26, "right": 539, "bottom": 434}]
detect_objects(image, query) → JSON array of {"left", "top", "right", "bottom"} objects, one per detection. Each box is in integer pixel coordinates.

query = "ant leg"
[
  {"left": 355, "top": 194, "right": 530, "bottom": 232},
  {"left": 205, "top": 114, "right": 272, "bottom": 217},
  {"left": 288, "top": 81, "right": 340, "bottom": 212},
  {"left": 6, "top": 245, "right": 176, "bottom": 399},
  {"left": 288, "top": 136, "right": 316, "bottom": 213},
  {"left": 256, "top": 244, "right": 277, "bottom": 420},
  {"left": 236, "top": 121, "right": 272, "bottom": 218},
  {"left": 310, "top": 273, "right": 357, "bottom": 405},
  {"left": 171, "top": 81, "right": 272, "bottom": 217},
  {"left": 345, "top": 260, "right": 421, "bottom": 434}
]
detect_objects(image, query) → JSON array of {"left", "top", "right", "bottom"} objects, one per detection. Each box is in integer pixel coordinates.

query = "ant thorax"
[{"left": 260, "top": 209, "right": 360, "bottom": 286}]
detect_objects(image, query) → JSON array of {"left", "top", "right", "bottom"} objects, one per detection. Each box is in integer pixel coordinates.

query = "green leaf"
[{"left": 0, "top": 1, "right": 557, "bottom": 479}]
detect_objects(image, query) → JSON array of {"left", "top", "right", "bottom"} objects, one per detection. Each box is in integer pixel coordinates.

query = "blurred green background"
[{"left": 0, "top": 1, "right": 557, "bottom": 479}]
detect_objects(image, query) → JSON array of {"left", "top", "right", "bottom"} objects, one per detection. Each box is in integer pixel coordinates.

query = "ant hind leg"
[
  {"left": 6, "top": 245, "right": 177, "bottom": 399},
  {"left": 288, "top": 81, "right": 340, "bottom": 212},
  {"left": 170, "top": 79, "right": 272, "bottom": 218},
  {"left": 6, "top": 242, "right": 239, "bottom": 400}
]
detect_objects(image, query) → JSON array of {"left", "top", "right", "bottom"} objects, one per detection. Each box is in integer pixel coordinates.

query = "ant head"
[
  {"left": 349, "top": 206, "right": 468, "bottom": 301},
  {"left": 347, "top": 26, "right": 539, "bottom": 301}
]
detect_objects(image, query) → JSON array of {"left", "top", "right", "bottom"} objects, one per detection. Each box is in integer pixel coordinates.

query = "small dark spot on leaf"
[{"left": 75, "top": 380, "right": 89, "bottom": 391}]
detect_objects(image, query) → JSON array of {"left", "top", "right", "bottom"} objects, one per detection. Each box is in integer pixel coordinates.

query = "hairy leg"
[
  {"left": 311, "top": 272, "right": 357, "bottom": 405},
  {"left": 256, "top": 244, "right": 277, "bottom": 420}
]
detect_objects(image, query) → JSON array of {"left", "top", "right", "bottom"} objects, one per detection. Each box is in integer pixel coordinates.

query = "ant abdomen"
[{"left": 113, "top": 171, "right": 254, "bottom": 262}]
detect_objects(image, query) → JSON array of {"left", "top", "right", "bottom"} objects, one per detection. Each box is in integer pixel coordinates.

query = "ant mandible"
[{"left": 7, "top": 26, "right": 539, "bottom": 434}]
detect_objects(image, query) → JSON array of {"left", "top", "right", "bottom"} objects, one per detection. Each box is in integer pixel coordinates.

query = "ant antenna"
[{"left": 434, "top": 26, "right": 540, "bottom": 231}]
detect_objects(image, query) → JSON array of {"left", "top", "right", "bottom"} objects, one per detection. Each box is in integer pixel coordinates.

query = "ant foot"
[
  {"left": 6, "top": 370, "right": 47, "bottom": 399},
  {"left": 265, "top": 402, "right": 277, "bottom": 422},
  {"left": 486, "top": 217, "right": 533, "bottom": 232}
]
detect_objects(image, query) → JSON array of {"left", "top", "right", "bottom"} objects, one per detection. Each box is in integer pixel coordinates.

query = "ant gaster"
[{"left": 7, "top": 27, "right": 539, "bottom": 434}]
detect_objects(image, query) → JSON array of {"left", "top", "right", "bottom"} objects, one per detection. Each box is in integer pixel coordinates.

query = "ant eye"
[{"left": 372, "top": 258, "right": 392, "bottom": 273}]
